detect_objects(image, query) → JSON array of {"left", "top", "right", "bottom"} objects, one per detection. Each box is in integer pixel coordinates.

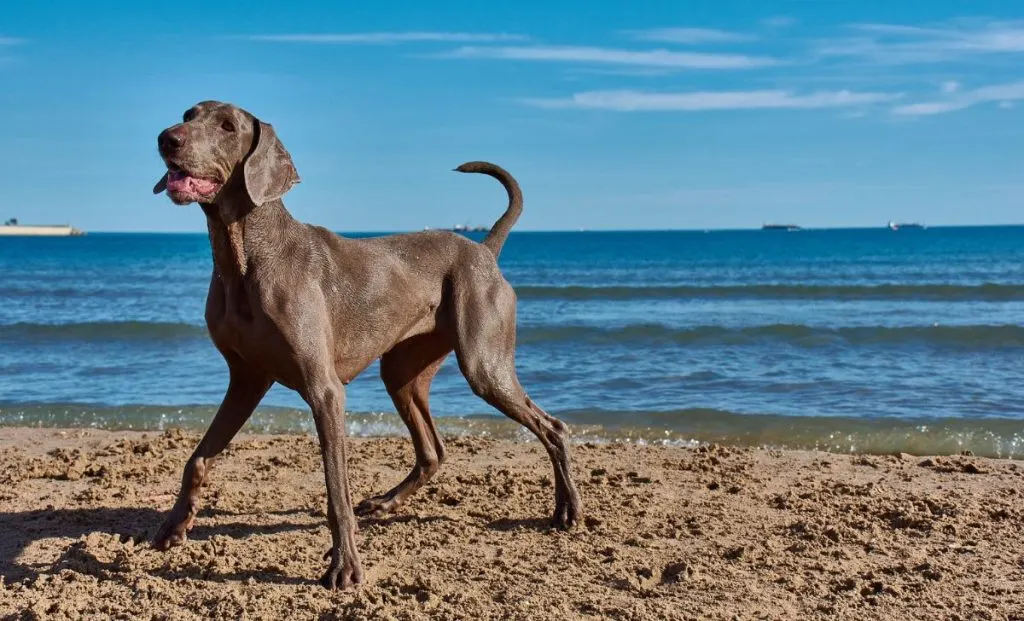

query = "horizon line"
[{"left": 49, "top": 223, "right": 1024, "bottom": 235}]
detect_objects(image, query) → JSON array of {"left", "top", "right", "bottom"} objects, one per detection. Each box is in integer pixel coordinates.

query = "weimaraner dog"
[{"left": 150, "top": 100, "right": 581, "bottom": 589}]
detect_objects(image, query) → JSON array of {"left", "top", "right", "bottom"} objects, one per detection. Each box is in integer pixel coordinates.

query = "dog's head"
[{"left": 153, "top": 101, "right": 300, "bottom": 206}]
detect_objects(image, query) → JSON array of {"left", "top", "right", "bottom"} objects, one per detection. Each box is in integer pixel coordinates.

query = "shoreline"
[
  {"left": 19, "top": 223, "right": 1024, "bottom": 235},
  {"left": 2, "top": 426, "right": 1022, "bottom": 619},
  {"left": 4, "top": 405, "right": 1024, "bottom": 459}
]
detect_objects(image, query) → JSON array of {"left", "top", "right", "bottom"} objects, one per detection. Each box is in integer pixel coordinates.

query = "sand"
[{"left": 1, "top": 427, "right": 1023, "bottom": 620}]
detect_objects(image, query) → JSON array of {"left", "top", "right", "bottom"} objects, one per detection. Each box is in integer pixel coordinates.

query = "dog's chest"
[
  {"left": 204, "top": 278, "right": 295, "bottom": 379},
  {"left": 207, "top": 312, "right": 249, "bottom": 354},
  {"left": 206, "top": 309, "right": 301, "bottom": 383}
]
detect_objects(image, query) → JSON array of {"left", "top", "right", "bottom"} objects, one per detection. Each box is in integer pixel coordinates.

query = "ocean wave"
[
  {"left": 517, "top": 323, "right": 1024, "bottom": 348},
  {"left": 3, "top": 320, "right": 1023, "bottom": 349},
  {"left": 0, "top": 321, "right": 207, "bottom": 341},
  {"left": 0, "top": 285, "right": 157, "bottom": 298},
  {"left": 557, "top": 407, "right": 1024, "bottom": 459},
  {"left": 2, "top": 403, "right": 1023, "bottom": 458},
  {"left": 6, "top": 282, "right": 1024, "bottom": 302},
  {"left": 514, "top": 283, "right": 1024, "bottom": 301}
]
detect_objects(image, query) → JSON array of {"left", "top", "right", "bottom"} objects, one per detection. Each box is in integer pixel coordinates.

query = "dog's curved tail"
[{"left": 454, "top": 161, "right": 522, "bottom": 258}]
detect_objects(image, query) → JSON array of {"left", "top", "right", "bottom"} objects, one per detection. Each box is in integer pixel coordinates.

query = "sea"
[{"left": 2, "top": 227, "right": 1024, "bottom": 458}]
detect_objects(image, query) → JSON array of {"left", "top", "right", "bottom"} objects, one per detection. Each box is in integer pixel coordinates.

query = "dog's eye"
[
  {"left": 221, "top": 120, "right": 236, "bottom": 132},
  {"left": 183, "top": 109, "right": 198, "bottom": 122}
]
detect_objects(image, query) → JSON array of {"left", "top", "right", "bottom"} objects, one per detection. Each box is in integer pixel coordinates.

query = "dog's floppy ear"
[
  {"left": 243, "top": 120, "right": 300, "bottom": 205},
  {"left": 153, "top": 172, "right": 168, "bottom": 194}
]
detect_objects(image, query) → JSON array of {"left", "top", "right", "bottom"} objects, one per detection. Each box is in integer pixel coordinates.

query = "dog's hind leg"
[
  {"left": 356, "top": 334, "right": 452, "bottom": 517},
  {"left": 452, "top": 277, "right": 581, "bottom": 529}
]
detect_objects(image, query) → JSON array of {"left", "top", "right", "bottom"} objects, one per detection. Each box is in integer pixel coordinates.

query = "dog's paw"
[
  {"left": 355, "top": 496, "right": 398, "bottom": 518},
  {"left": 551, "top": 492, "right": 581, "bottom": 530},
  {"left": 551, "top": 509, "right": 578, "bottom": 530},
  {"left": 320, "top": 549, "right": 364, "bottom": 590},
  {"left": 152, "top": 508, "right": 194, "bottom": 551}
]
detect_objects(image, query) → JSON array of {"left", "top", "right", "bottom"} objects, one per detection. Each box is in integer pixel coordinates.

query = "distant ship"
[
  {"left": 0, "top": 218, "right": 85, "bottom": 237},
  {"left": 761, "top": 223, "right": 802, "bottom": 231},
  {"left": 888, "top": 221, "right": 926, "bottom": 231},
  {"left": 451, "top": 224, "right": 489, "bottom": 233}
]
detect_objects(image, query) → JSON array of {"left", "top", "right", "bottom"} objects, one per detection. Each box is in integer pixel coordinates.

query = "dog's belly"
[
  {"left": 328, "top": 305, "right": 443, "bottom": 382},
  {"left": 203, "top": 264, "right": 447, "bottom": 391},
  {"left": 206, "top": 303, "right": 439, "bottom": 391},
  {"left": 322, "top": 271, "right": 446, "bottom": 376}
]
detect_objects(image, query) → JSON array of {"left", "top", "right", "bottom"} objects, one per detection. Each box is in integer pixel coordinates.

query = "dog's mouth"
[{"left": 164, "top": 164, "right": 223, "bottom": 203}]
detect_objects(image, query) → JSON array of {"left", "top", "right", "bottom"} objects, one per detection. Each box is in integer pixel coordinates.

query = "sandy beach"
[{"left": 0, "top": 428, "right": 1021, "bottom": 619}]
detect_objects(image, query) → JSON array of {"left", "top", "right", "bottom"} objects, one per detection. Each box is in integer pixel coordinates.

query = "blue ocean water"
[{"left": 2, "top": 227, "right": 1024, "bottom": 456}]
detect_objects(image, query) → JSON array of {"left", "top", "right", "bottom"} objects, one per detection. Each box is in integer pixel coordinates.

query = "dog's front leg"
[
  {"left": 306, "top": 373, "right": 364, "bottom": 590},
  {"left": 154, "top": 365, "right": 271, "bottom": 550}
]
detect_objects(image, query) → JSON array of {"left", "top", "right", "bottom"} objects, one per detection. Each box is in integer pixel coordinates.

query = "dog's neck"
[{"left": 201, "top": 196, "right": 294, "bottom": 281}]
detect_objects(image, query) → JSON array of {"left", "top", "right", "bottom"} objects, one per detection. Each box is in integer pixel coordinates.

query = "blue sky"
[{"left": 2, "top": 0, "right": 1023, "bottom": 232}]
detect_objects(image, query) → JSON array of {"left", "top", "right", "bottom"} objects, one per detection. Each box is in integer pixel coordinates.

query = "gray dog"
[{"left": 151, "top": 100, "right": 581, "bottom": 589}]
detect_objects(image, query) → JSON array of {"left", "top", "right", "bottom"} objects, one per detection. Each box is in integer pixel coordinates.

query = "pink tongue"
[{"left": 167, "top": 171, "right": 219, "bottom": 196}]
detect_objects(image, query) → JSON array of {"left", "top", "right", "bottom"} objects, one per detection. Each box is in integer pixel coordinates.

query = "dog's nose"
[{"left": 158, "top": 127, "right": 186, "bottom": 153}]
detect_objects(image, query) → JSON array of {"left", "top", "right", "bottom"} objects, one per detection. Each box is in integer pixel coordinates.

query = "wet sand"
[{"left": 1, "top": 427, "right": 1022, "bottom": 619}]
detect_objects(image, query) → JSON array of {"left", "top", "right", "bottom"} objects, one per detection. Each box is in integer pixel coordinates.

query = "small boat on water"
[
  {"left": 451, "top": 224, "right": 489, "bottom": 233},
  {"left": 0, "top": 218, "right": 85, "bottom": 237},
  {"left": 761, "top": 223, "right": 802, "bottom": 231},
  {"left": 888, "top": 221, "right": 926, "bottom": 231}
]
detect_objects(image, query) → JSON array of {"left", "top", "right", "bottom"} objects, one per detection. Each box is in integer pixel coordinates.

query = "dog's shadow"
[{"left": 0, "top": 506, "right": 318, "bottom": 586}]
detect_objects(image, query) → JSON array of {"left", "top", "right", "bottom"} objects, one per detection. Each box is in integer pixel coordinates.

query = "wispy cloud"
[
  {"left": 624, "top": 27, "right": 754, "bottom": 44},
  {"left": 893, "top": 81, "right": 1024, "bottom": 115},
  {"left": 566, "top": 66, "right": 677, "bottom": 78},
  {"left": 0, "top": 36, "right": 25, "bottom": 66},
  {"left": 890, "top": 101, "right": 963, "bottom": 116},
  {"left": 443, "top": 45, "right": 780, "bottom": 69},
  {"left": 244, "top": 32, "right": 527, "bottom": 44},
  {"left": 523, "top": 89, "right": 902, "bottom": 112},
  {"left": 940, "top": 80, "right": 961, "bottom": 94},
  {"left": 763, "top": 16, "right": 798, "bottom": 29},
  {"left": 819, "top": 20, "right": 1024, "bottom": 64}
]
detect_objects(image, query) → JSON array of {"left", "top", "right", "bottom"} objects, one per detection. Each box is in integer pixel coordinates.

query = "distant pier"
[{"left": 0, "top": 220, "right": 85, "bottom": 236}]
